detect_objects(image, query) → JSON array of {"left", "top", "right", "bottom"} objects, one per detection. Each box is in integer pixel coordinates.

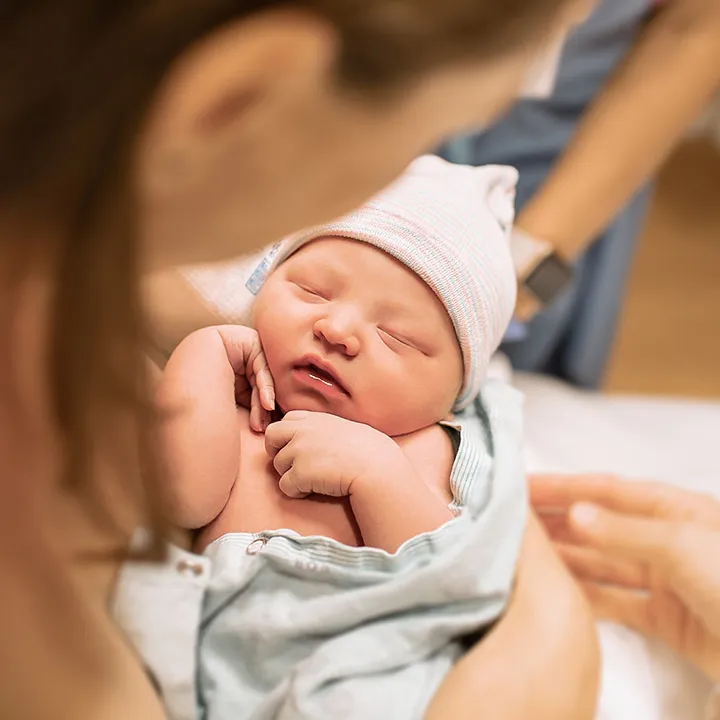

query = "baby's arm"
[
  {"left": 350, "top": 425, "right": 455, "bottom": 551},
  {"left": 157, "top": 326, "right": 272, "bottom": 529},
  {"left": 265, "top": 413, "right": 454, "bottom": 552}
]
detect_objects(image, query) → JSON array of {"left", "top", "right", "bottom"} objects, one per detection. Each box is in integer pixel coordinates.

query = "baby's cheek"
[
  {"left": 367, "top": 391, "right": 439, "bottom": 437},
  {"left": 260, "top": 333, "right": 286, "bottom": 381}
]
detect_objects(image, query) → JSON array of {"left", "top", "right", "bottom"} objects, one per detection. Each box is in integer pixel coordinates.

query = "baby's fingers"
[
  {"left": 278, "top": 467, "right": 310, "bottom": 499},
  {"left": 579, "top": 581, "right": 658, "bottom": 637},
  {"left": 249, "top": 386, "right": 270, "bottom": 433},
  {"left": 251, "top": 348, "right": 275, "bottom": 412}
]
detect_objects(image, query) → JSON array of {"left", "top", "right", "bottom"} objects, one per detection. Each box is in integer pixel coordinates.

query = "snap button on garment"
[{"left": 245, "top": 537, "right": 267, "bottom": 556}]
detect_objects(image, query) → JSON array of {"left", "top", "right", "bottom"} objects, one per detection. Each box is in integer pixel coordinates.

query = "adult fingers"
[
  {"left": 538, "top": 511, "right": 653, "bottom": 589},
  {"left": 535, "top": 510, "right": 578, "bottom": 545},
  {"left": 568, "top": 503, "right": 679, "bottom": 567},
  {"left": 556, "top": 542, "right": 649, "bottom": 591},
  {"left": 579, "top": 582, "right": 658, "bottom": 638},
  {"left": 530, "top": 474, "right": 720, "bottom": 526},
  {"left": 583, "top": 581, "right": 720, "bottom": 683},
  {"left": 573, "top": 506, "right": 720, "bottom": 636}
]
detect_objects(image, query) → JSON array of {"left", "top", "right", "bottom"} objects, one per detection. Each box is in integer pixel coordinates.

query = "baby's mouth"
[{"left": 294, "top": 362, "right": 350, "bottom": 396}]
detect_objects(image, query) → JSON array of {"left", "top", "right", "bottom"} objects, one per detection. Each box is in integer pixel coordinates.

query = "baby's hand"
[
  {"left": 214, "top": 325, "right": 275, "bottom": 432},
  {"left": 264, "top": 411, "right": 404, "bottom": 498}
]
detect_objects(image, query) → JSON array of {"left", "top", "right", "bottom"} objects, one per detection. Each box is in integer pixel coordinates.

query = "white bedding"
[{"left": 512, "top": 369, "right": 720, "bottom": 720}]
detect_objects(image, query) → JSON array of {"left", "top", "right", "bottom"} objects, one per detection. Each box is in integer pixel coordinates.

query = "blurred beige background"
[{"left": 605, "top": 138, "right": 720, "bottom": 398}]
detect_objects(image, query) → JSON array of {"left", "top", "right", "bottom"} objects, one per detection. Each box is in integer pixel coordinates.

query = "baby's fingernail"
[
  {"left": 570, "top": 503, "right": 599, "bottom": 527},
  {"left": 265, "top": 389, "right": 276, "bottom": 411}
]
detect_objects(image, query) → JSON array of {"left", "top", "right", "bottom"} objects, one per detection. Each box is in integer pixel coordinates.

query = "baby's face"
[{"left": 254, "top": 237, "right": 463, "bottom": 437}]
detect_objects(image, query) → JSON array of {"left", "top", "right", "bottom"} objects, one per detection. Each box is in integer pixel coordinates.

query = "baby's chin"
[
  {"left": 275, "top": 390, "right": 354, "bottom": 422},
  {"left": 276, "top": 388, "right": 369, "bottom": 425},
  {"left": 276, "top": 389, "right": 433, "bottom": 438}
]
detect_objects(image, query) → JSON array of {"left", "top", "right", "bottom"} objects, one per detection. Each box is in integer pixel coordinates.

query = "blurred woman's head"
[{"left": 0, "top": 0, "right": 583, "bottom": 540}]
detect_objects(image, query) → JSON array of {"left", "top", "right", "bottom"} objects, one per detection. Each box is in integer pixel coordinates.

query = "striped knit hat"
[{"left": 255, "top": 156, "right": 518, "bottom": 410}]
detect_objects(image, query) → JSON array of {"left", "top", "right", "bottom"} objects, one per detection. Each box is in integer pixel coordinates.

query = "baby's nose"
[{"left": 313, "top": 312, "right": 360, "bottom": 356}]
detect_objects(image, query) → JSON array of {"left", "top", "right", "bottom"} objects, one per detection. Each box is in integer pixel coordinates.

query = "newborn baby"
[
  {"left": 161, "top": 241, "right": 464, "bottom": 553},
  {"left": 157, "top": 156, "right": 524, "bottom": 720},
  {"left": 159, "top": 156, "right": 517, "bottom": 555}
]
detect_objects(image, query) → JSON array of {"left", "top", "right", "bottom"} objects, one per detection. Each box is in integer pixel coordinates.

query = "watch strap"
[{"left": 510, "top": 227, "right": 553, "bottom": 279}]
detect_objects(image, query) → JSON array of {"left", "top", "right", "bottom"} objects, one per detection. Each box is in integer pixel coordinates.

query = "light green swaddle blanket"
[{"left": 196, "top": 379, "right": 527, "bottom": 720}]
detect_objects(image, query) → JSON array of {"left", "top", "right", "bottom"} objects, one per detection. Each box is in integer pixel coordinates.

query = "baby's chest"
[{"left": 217, "top": 424, "right": 363, "bottom": 547}]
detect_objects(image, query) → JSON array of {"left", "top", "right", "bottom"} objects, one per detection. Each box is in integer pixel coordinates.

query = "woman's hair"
[{"left": 0, "top": 0, "right": 570, "bottom": 555}]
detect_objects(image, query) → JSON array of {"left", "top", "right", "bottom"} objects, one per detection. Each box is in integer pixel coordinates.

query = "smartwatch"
[
  {"left": 510, "top": 228, "right": 574, "bottom": 307},
  {"left": 523, "top": 252, "right": 573, "bottom": 306}
]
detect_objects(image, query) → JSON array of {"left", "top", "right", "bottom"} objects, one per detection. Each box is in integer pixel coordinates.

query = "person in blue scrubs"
[{"left": 442, "top": 0, "right": 720, "bottom": 388}]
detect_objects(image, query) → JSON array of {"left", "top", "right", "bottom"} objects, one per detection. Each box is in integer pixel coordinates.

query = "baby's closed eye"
[
  {"left": 292, "top": 282, "right": 329, "bottom": 301},
  {"left": 377, "top": 327, "right": 430, "bottom": 356},
  {"left": 378, "top": 327, "right": 414, "bottom": 350}
]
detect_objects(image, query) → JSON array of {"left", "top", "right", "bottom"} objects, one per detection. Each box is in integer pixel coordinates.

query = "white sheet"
[
  {"left": 510, "top": 369, "right": 720, "bottom": 720},
  {"left": 515, "top": 373, "right": 720, "bottom": 495}
]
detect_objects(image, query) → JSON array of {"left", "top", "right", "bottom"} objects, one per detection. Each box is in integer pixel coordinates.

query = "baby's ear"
[{"left": 474, "top": 165, "right": 518, "bottom": 235}]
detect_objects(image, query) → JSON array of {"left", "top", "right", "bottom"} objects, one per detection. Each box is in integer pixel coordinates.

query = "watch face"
[{"left": 525, "top": 254, "right": 573, "bottom": 305}]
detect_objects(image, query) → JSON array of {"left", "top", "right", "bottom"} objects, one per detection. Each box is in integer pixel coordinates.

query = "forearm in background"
[
  {"left": 144, "top": 269, "right": 223, "bottom": 362},
  {"left": 518, "top": 0, "right": 720, "bottom": 254},
  {"left": 156, "top": 328, "right": 241, "bottom": 528},
  {"left": 425, "top": 514, "right": 600, "bottom": 720}
]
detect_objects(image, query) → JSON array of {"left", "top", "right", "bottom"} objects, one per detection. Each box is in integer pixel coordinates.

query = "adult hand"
[
  {"left": 531, "top": 473, "right": 720, "bottom": 682},
  {"left": 265, "top": 410, "right": 411, "bottom": 499}
]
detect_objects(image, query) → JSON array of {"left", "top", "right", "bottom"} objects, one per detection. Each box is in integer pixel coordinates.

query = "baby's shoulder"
[{"left": 393, "top": 423, "right": 454, "bottom": 455}]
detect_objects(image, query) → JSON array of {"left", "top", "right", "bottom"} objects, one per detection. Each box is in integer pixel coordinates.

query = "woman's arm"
[
  {"left": 517, "top": 0, "right": 720, "bottom": 259},
  {"left": 144, "top": 270, "right": 223, "bottom": 363},
  {"left": 425, "top": 512, "right": 600, "bottom": 720}
]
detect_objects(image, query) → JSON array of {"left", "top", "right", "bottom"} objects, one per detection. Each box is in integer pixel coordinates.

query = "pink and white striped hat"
[{"left": 257, "top": 156, "right": 518, "bottom": 410}]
